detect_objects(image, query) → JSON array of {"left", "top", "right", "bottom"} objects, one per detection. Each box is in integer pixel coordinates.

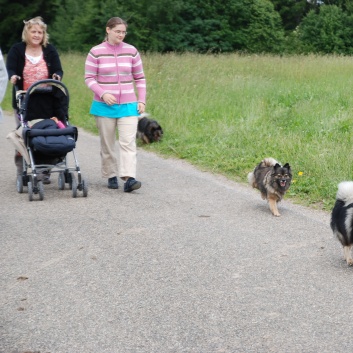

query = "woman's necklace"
[{"left": 26, "top": 45, "right": 42, "bottom": 56}]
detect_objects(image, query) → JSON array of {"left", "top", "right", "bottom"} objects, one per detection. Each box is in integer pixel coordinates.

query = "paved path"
[{"left": 0, "top": 113, "right": 351, "bottom": 353}]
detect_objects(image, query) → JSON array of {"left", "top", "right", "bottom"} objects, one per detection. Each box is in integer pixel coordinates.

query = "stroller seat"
[{"left": 23, "top": 120, "right": 77, "bottom": 157}]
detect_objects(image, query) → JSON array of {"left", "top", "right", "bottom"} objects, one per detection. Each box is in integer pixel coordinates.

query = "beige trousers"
[{"left": 95, "top": 116, "right": 138, "bottom": 179}]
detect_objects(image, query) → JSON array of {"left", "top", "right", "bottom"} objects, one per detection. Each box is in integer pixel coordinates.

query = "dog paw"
[{"left": 347, "top": 258, "right": 353, "bottom": 266}]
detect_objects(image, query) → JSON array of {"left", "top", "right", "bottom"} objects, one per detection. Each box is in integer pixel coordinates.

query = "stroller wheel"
[
  {"left": 58, "top": 172, "right": 65, "bottom": 190},
  {"left": 66, "top": 170, "right": 73, "bottom": 188},
  {"left": 16, "top": 175, "right": 23, "bottom": 193},
  {"left": 38, "top": 181, "right": 44, "bottom": 201},
  {"left": 28, "top": 181, "right": 33, "bottom": 201},
  {"left": 82, "top": 179, "right": 88, "bottom": 197},
  {"left": 70, "top": 172, "right": 77, "bottom": 198}
]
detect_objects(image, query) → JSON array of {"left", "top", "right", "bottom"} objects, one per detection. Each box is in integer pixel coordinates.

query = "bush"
[{"left": 297, "top": 5, "right": 353, "bottom": 54}]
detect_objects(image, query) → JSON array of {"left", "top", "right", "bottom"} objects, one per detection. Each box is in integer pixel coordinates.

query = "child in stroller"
[{"left": 7, "top": 79, "right": 88, "bottom": 201}]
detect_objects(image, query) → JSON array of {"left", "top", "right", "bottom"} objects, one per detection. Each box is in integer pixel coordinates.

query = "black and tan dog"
[
  {"left": 331, "top": 181, "right": 353, "bottom": 266},
  {"left": 137, "top": 113, "right": 163, "bottom": 144},
  {"left": 248, "top": 157, "right": 292, "bottom": 217}
]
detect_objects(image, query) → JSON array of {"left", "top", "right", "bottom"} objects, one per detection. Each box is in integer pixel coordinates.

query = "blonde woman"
[{"left": 6, "top": 16, "right": 63, "bottom": 183}]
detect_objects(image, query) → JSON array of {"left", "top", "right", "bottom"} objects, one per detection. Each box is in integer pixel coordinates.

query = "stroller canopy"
[{"left": 20, "top": 80, "right": 70, "bottom": 123}]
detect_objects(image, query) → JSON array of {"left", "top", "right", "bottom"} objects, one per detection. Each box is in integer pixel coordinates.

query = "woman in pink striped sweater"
[{"left": 85, "top": 17, "right": 146, "bottom": 192}]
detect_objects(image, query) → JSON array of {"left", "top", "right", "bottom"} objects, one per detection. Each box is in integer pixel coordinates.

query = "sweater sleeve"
[
  {"left": 132, "top": 51, "right": 146, "bottom": 104},
  {"left": 46, "top": 44, "right": 64, "bottom": 79},
  {"left": 84, "top": 50, "right": 106, "bottom": 99}
]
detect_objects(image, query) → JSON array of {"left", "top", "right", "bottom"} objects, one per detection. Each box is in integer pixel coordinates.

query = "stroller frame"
[{"left": 16, "top": 79, "right": 88, "bottom": 201}]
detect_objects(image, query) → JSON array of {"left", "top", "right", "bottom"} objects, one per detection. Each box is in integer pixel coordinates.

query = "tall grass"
[{"left": 3, "top": 52, "right": 353, "bottom": 210}]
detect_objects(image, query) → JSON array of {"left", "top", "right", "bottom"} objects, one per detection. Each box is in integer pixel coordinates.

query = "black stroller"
[{"left": 14, "top": 79, "right": 88, "bottom": 201}]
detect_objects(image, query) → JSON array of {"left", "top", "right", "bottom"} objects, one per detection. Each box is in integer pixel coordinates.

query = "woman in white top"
[{"left": 0, "top": 48, "right": 8, "bottom": 122}]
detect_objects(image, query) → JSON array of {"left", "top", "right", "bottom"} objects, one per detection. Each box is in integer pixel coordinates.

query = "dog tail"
[
  {"left": 247, "top": 171, "right": 255, "bottom": 187},
  {"left": 248, "top": 157, "right": 277, "bottom": 187},
  {"left": 138, "top": 112, "right": 150, "bottom": 121},
  {"left": 259, "top": 157, "right": 279, "bottom": 167},
  {"left": 336, "top": 181, "right": 353, "bottom": 204}
]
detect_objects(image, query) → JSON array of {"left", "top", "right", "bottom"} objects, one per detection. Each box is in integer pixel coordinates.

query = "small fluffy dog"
[
  {"left": 248, "top": 157, "right": 292, "bottom": 217},
  {"left": 330, "top": 181, "right": 353, "bottom": 266},
  {"left": 137, "top": 113, "right": 163, "bottom": 144}
]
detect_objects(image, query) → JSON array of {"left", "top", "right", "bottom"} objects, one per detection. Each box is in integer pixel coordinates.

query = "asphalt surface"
[{"left": 0, "top": 113, "right": 352, "bottom": 353}]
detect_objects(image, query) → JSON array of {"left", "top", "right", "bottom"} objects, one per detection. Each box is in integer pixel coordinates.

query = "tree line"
[{"left": 1, "top": 0, "right": 353, "bottom": 55}]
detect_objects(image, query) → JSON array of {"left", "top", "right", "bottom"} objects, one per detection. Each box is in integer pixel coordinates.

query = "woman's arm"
[
  {"left": 0, "top": 49, "right": 8, "bottom": 102},
  {"left": 6, "top": 44, "right": 21, "bottom": 79},
  {"left": 46, "top": 44, "right": 64, "bottom": 80},
  {"left": 84, "top": 50, "right": 106, "bottom": 99},
  {"left": 132, "top": 51, "right": 146, "bottom": 105}
]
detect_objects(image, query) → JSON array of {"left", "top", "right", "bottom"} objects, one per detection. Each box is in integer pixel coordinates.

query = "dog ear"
[
  {"left": 271, "top": 163, "right": 281, "bottom": 175},
  {"left": 283, "top": 163, "right": 290, "bottom": 170}
]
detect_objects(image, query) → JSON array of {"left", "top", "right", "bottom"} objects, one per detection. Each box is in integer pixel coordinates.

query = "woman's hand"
[
  {"left": 138, "top": 102, "right": 145, "bottom": 114},
  {"left": 10, "top": 75, "right": 21, "bottom": 85},
  {"left": 102, "top": 93, "right": 117, "bottom": 106}
]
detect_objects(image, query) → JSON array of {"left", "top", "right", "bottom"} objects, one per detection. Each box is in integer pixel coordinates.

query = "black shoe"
[
  {"left": 108, "top": 176, "right": 119, "bottom": 189},
  {"left": 37, "top": 171, "right": 51, "bottom": 184},
  {"left": 42, "top": 171, "right": 51, "bottom": 185},
  {"left": 42, "top": 175, "right": 51, "bottom": 184},
  {"left": 124, "top": 177, "right": 141, "bottom": 192}
]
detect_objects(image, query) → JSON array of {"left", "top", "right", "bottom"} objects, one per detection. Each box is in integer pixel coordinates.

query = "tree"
[
  {"left": 270, "top": 0, "right": 313, "bottom": 31},
  {"left": 228, "top": 0, "right": 285, "bottom": 53},
  {"left": 154, "top": 0, "right": 235, "bottom": 52},
  {"left": 323, "top": 0, "right": 353, "bottom": 14},
  {"left": 297, "top": 5, "right": 353, "bottom": 54},
  {"left": 4, "top": 0, "right": 353, "bottom": 55},
  {"left": 149, "top": 0, "right": 285, "bottom": 53},
  {"left": 50, "top": 0, "right": 128, "bottom": 52},
  {"left": 0, "top": 0, "right": 59, "bottom": 53}
]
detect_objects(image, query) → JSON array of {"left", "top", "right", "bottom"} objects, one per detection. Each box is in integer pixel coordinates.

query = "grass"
[{"left": 3, "top": 52, "right": 353, "bottom": 211}]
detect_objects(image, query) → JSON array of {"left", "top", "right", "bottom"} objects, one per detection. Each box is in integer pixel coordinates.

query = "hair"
[
  {"left": 22, "top": 16, "right": 49, "bottom": 47},
  {"left": 104, "top": 17, "right": 128, "bottom": 41}
]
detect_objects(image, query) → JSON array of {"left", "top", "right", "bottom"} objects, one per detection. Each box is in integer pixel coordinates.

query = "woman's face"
[
  {"left": 106, "top": 24, "right": 127, "bottom": 45},
  {"left": 27, "top": 24, "right": 44, "bottom": 46}
]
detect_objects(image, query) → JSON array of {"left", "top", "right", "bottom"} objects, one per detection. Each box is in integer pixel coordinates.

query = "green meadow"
[{"left": 4, "top": 52, "right": 353, "bottom": 211}]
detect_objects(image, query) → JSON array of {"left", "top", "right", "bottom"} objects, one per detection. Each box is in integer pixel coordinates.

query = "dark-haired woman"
[{"left": 85, "top": 17, "right": 146, "bottom": 192}]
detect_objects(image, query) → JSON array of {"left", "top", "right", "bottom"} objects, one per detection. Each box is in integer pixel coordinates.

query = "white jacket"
[{"left": 0, "top": 48, "right": 8, "bottom": 121}]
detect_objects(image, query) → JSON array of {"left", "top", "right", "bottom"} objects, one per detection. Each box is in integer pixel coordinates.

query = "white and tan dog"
[{"left": 331, "top": 181, "right": 353, "bottom": 266}]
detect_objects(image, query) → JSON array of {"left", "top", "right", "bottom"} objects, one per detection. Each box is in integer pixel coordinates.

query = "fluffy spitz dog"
[
  {"left": 330, "top": 181, "right": 353, "bottom": 266},
  {"left": 248, "top": 157, "right": 292, "bottom": 217},
  {"left": 137, "top": 113, "right": 163, "bottom": 144}
]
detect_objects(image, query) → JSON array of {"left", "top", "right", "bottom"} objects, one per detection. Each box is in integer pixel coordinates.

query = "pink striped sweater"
[{"left": 85, "top": 41, "right": 146, "bottom": 105}]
